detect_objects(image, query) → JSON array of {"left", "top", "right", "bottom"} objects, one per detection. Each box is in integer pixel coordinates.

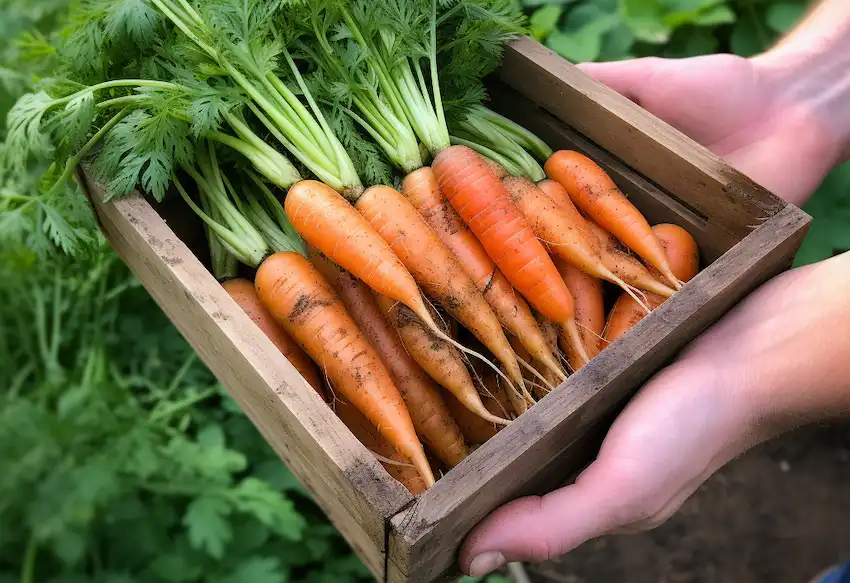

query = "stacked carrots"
[{"left": 206, "top": 139, "right": 702, "bottom": 496}]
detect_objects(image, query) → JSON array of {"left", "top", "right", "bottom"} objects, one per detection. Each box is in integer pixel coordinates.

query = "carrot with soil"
[
  {"left": 310, "top": 251, "right": 470, "bottom": 468},
  {"left": 545, "top": 150, "right": 682, "bottom": 290},
  {"left": 503, "top": 175, "right": 649, "bottom": 312},
  {"left": 585, "top": 219, "right": 677, "bottom": 298},
  {"left": 255, "top": 251, "right": 435, "bottom": 487},
  {"left": 372, "top": 292, "right": 517, "bottom": 421},
  {"left": 433, "top": 145, "right": 591, "bottom": 369},
  {"left": 603, "top": 224, "right": 701, "bottom": 346},
  {"left": 556, "top": 260, "right": 606, "bottom": 371},
  {"left": 223, "top": 279, "right": 325, "bottom": 397},
  {"left": 355, "top": 184, "right": 528, "bottom": 401},
  {"left": 401, "top": 168, "right": 565, "bottom": 383},
  {"left": 334, "top": 398, "right": 428, "bottom": 496}
]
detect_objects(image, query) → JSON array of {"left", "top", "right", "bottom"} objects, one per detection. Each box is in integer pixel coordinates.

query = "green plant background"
[{"left": 1, "top": 1, "right": 847, "bottom": 582}]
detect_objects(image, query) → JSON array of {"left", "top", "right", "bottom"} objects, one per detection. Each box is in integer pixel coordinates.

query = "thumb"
[
  {"left": 458, "top": 461, "right": 645, "bottom": 577},
  {"left": 577, "top": 58, "right": 663, "bottom": 106}
]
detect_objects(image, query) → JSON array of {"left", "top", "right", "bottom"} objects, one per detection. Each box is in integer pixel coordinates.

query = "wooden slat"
[
  {"left": 388, "top": 205, "right": 811, "bottom": 582},
  {"left": 485, "top": 83, "right": 737, "bottom": 263},
  {"left": 80, "top": 176, "right": 414, "bottom": 580},
  {"left": 498, "top": 37, "right": 786, "bottom": 238}
]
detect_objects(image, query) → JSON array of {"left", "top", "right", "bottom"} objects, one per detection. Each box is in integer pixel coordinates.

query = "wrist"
[{"left": 751, "top": 9, "right": 850, "bottom": 168}]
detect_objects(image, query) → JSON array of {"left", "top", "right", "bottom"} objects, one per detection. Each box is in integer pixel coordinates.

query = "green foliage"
[
  {"left": 0, "top": 241, "right": 371, "bottom": 583},
  {"left": 526, "top": 0, "right": 812, "bottom": 63}
]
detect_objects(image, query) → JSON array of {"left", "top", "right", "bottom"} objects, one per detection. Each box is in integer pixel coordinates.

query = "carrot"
[
  {"left": 372, "top": 291, "right": 517, "bottom": 422},
  {"left": 432, "top": 145, "right": 590, "bottom": 369},
  {"left": 222, "top": 278, "right": 325, "bottom": 397},
  {"left": 442, "top": 389, "right": 501, "bottom": 445},
  {"left": 482, "top": 157, "right": 510, "bottom": 180},
  {"left": 555, "top": 260, "right": 605, "bottom": 371},
  {"left": 586, "top": 220, "right": 677, "bottom": 298},
  {"left": 545, "top": 150, "right": 682, "bottom": 290},
  {"left": 334, "top": 398, "right": 427, "bottom": 496},
  {"left": 355, "top": 185, "right": 527, "bottom": 404},
  {"left": 539, "top": 178, "right": 669, "bottom": 298},
  {"left": 539, "top": 177, "right": 674, "bottom": 299},
  {"left": 482, "top": 375, "right": 517, "bottom": 421},
  {"left": 254, "top": 251, "right": 434, "bottom": 487},
  {"left": 503, "top": 176, "right": 648, "bottom": 311},
  {"left": 284, "top": 180, "right": 446, "bottom": 343},
  {"left": 311, "top": 251, "right": 470, "bottom": 468},
  {"left": 603, "top": 224, "right": 701, "bottom": 346},
  {"left": 402, "top": 168, "right": 565, "bottom": 383},
  {"left": 650, "top": 224, "right": 701, "bottom": 283}
]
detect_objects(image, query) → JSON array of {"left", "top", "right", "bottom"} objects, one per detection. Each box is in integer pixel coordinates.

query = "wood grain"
[
  {"left": 388, "top": 205, "right": 811, "bottom": 582},
  {"left": 79, "top": 174, "right": 414, "bottom": 580},
  {"left": 498, "top": 37, "right": 786, "bottom": 238}
]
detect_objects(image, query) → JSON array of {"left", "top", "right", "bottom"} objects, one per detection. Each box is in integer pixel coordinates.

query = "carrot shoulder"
[
  {"left": 402, "top": 167, "right": 564, "bottom": 383},
  {"left": 254, "top": 251, "right": 434, "bottom": 487},
  {"left": 312, "top": 252, "right": 470, "bottom": 468},
  {"left": 545, "top": 150, "right": 681, "bottom": 290},
  {"left": 222, "top": 278, "right": 324, "bottom": 397},
  {"left": 284, "top": 180, "right": 442, "bottom": 339},
  {"left": 433, "top": 145, "right": 590, "bottom": 368}
]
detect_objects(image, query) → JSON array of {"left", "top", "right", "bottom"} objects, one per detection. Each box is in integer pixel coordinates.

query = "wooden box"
[{"left": 81, "top": 37, "right": 811, "bottom": 583}]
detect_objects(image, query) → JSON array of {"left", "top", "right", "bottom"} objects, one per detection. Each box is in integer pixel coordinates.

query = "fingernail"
[{"left": 468, "top": 551, "right": 506, "bottom": 577}]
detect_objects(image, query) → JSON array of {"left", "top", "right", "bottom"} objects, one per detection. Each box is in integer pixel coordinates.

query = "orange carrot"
[
  {"left": 603, "top": 224, "right": 701, "bottom": 346},
  {"left": 355, "top": 185, "right": 527, "bottom": 403},
  {"left": 311, "top": 251, "right": 470, "bottom": 468},
  {"left": 482, "top": 157, "right": 510, "bottom": 180},
  {"left": 555, "top": 259, "right": 605, "bottom": 371},
  {"left": 443, "top": 388, "right": 503, "bottom": 445},
  {"left": 503, "top": 176, "right": 647, "bottom": 311},
  {"left": 284, "top": 180, "right": 445, "bottom": 341},
  {"left": 402, "top": 168, "right": 565, "bottom": 383},
  {"left": 372, "top": 292, "right": 516, "bottom": 421},
  {"left": 222, "top": 278, "right": 325, "bottom": 397},
  {"left": 432, "top": 145, "right": 590, "bottom": 369},
  {"left": 545, "top": 150, "right": 682, "bottom": 289},
  {"left": 334, "top": 398, "right": 428, "bottom": 496},
  {"left": 586, "top": 219, "right": 677, "bottom": 298},
  {"left": 254, "top": 251, "right": 434, "bottom": 487},
  {"left": 540, "top": 176, "right": 673, "bottom": 299},
  {"left": 651, "top": 224, "right": 701, "bottom": 283}
]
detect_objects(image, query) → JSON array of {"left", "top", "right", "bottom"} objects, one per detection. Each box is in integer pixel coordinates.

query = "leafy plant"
[{"left": 0, "top": 240, "right": 373, "bottom": 583}]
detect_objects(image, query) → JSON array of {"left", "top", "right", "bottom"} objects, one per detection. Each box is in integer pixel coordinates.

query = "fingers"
[
  {"left": 577, "top": 58, "right": 662, "bottom": 106},
  {"left": 459, "top": 460, "right": 652, "bottom": 576}
]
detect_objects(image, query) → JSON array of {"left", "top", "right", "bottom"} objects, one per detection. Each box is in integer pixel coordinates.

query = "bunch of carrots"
[
  {"left": 4, "top": 0, "right": 703, "bottom": 495},
  {"left": 214, "top": 142, "right": 702, "bottom": 496}
]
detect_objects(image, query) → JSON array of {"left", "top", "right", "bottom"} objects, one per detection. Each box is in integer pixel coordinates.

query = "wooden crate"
[{"left": 81, "top": 37, "right": 812, "bottom": 583}]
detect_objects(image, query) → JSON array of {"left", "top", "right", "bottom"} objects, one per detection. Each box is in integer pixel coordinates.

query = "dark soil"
[{"left": 529, "top": 423, "right": 850, "bottom": 583}]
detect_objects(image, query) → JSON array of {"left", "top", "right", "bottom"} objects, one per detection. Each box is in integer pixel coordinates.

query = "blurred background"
[{"left": 1, "top": 1, "right": 847, "bottom": 582}]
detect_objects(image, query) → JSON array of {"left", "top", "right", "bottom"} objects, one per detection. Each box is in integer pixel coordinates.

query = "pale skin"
[{"left": 461, "top": 0, "right": 850, "bottom": 576}]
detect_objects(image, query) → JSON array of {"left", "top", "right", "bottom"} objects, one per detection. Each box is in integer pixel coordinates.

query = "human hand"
[
  {"left": 460, "top": 252, "right": 850, "bottom": 577},
  {"left": 576, "top": 52, "right": 850, "bottom": 207}
]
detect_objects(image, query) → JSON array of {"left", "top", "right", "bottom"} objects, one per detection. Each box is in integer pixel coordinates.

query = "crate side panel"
[
  {"left": 498, "top": 37, "right": 786, "bottom": 236},
  {"left": 389, "top": 206, "right": 811, "bottom": 583},
  {"left": 84, "top": 183, "right": 414, "bottom": 579}
]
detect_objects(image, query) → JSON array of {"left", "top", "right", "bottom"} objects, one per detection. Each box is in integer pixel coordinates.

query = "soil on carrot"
[{"left": 528, "top": 423, "right": 850, "bottom": 583}]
